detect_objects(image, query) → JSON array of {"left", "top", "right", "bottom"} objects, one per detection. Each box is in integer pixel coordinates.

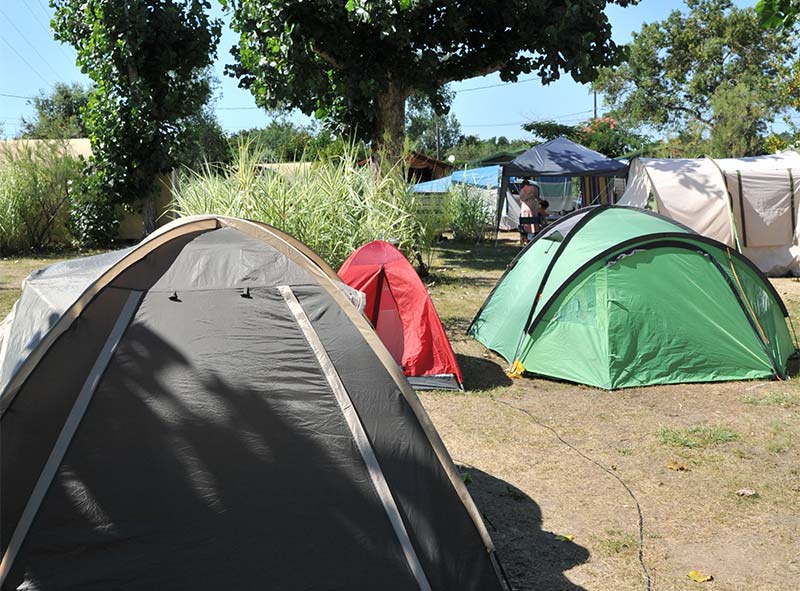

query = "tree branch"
[
  {"left": 436, "top": 57, "right": 510, "bottom": 85},
  {"left": 672, "top": 103, "right": 712, "bottom": 127},
  {"left": 312, "top": 45, "right": 343, "bottom": 69}
]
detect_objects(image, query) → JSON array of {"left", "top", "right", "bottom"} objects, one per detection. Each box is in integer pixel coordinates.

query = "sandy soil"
[{"left": 421, "top": 238, "right": 800, "bottom": 591}]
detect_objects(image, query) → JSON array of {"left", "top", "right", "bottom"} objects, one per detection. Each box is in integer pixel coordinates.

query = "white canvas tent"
[{"left": 619, "top": 151, "right": 800, "bottom": 275}]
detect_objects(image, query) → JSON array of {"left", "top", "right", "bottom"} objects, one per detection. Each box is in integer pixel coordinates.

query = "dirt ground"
[
  {"left": 2, "top": 240, "right": 799, "bottom": 591},
  {"left": 424, "top": 237, "right": 800, "bottom": 591}
]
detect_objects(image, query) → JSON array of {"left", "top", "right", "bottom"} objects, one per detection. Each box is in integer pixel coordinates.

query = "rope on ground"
[{"left": 494, "top": 397, "right": 653, "bottom": 591}]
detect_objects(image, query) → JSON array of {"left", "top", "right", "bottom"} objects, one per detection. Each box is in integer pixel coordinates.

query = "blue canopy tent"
[
  {"left": 498, "top": 137, "right": 628, "bottom": 231},
  {"left": 414, "top": 164, "right": 578, "bottom": 230},
  {"left": 412, "top": 165, "right": 501, "bottom": 193}
]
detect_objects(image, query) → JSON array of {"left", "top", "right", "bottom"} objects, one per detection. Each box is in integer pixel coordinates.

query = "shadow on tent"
[
  {"left": 464, "top": 468, "right": 590, "bottom": 591},
  {"left": 6, "top": 320, "right": 499, "bottom": 589}
]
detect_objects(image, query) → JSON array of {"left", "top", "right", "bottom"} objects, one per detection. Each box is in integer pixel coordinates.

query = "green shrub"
[
  {"left": 67, "top": 169, "right": 119, "bottom": 249},
  {"left": 171, "top": 139, "right": 437, "bottom": 270},
  {"left": 0, "top": 140, "right": 83, "bottom": 254},
  {"left": 447, "top": 184, "right": 493, "bottom": 243}
]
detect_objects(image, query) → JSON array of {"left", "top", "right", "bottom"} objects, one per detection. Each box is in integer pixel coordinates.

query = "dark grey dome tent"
[{"left": 0, "top": 216, "right": 507, "bottom": 591}]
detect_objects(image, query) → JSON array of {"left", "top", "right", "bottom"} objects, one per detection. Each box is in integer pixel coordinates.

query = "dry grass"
[
  {"left": 422, "top": 236, "right": 800, "bottom": 591},
  {"left": 2, "top": 238, "right": 799, "bottom": 590}
]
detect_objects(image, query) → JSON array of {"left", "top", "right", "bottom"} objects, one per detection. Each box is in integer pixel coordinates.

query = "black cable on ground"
[{"left": 494, "top": 397, "right": 653, "bottom": 591}]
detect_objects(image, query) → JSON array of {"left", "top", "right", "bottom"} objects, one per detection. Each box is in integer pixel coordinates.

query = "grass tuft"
[
  {"left": 741, "top": 391, "right": 796, "bottom": 407},
  {"left": 594, "top": 529, "right": 638, "bottom": 556},
  {"left": 657, "top": 424, "right": 739, "bottom": 448}
]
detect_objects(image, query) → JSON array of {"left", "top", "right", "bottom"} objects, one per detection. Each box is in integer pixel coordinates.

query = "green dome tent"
[{"left": 468, "top": 206, "right": 795, "bottom": 389}]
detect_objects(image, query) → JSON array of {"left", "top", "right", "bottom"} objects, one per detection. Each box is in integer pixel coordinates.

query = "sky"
[{"left": 0, "top": 0, "right": 757, "bottom": 142}]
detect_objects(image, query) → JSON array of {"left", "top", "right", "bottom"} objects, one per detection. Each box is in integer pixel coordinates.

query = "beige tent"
[{"left": 619, "top": 151, "right": 800, "bottom": 275}]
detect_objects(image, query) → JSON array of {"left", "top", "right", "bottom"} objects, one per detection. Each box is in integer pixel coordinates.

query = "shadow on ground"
[
  {"left": 436, "top": 240, "right": 520, "bottom": 273},
  {"left": 463, "top": 468, "right": 590, "bottom": 591},
  {"left": 456, "top": 353, "right": 513, "bottom": 390}
]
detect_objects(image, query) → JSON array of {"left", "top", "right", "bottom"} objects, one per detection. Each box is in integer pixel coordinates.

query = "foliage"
[
  {"left": 449, "top": 136, "right": 531, "bottom": 165},
  {"left": 757, "top": 0, "right": 800, "bottom": 28},
  {"left": 595, "top": 0, "right": 798, "bottom": 157},
  {"left": 19, "top": 82, "right": 90, "bottom": 139},
  {"left": 764, "top": 133, "right": 790, "bottom": 154},
  {"left": 229, "top": 119, "right": 335, "bottom": 162},
  {"left": 174, "top": 108, "right": 230, "bottom": 169},
  {"left": 67, "top": 170, "right": 120, "bottom": 249},
  {"left": 51, "top": 0, "right": 222, "bottom": 231},
  {"left": 172, "top": 139, "right": 436, "bottom": 269},
  {"left": 222, "top": 0, "right": 638, "bottom": 158},
  {"left": 0, "top": 141, "right": 84, "bottom": 253},
  {"left": 447, "top": 185, "right": 493, "bottom": 243},
  {"left": 524, "top": 115, "right": 651, "bottom": 157},
  {"left": 406, "top": 89, "right": 461, "bottom": 160},
  {"left": 708, "top": 83, "right": 769, "bottom": 157}
]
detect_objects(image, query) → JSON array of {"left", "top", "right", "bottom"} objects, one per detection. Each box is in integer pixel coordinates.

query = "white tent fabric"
[
  {"left": 497, "top": 190, "right": 520, "bottom": 230},
  {"left": 619, "top": 152, "right": 800, "bottom": 275}
]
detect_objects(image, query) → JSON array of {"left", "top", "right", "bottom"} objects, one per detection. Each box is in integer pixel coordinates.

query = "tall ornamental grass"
[
  {"left": 172, "top": 139, "right": 444, "bottom": 270},
  {"left": 0, "top": 141, "right": 83, "bottom": 254}
]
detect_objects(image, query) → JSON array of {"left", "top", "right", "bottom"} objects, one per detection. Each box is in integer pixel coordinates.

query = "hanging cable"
[
  {"left": 0, "top": 37, "right": 50, "bottom": 86},
  {"left": 0, "top": 8, "right": 64, "bottom": 82}
]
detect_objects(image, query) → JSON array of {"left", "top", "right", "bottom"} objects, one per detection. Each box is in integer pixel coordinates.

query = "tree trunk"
[
  {"left": 371, "top": 83, "right": 407, "bottom": 164},
  {"left": 141, "top": 196, "right": 156, "bottom": 235}
]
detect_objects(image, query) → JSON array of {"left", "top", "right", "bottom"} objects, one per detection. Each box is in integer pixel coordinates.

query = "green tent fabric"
[{"left": 468, "top": 206, "right": 795, "bottom": 389}]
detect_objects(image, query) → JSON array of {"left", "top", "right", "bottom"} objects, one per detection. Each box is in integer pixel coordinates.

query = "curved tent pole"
[{"left": 510, "top": 205, "right": 610, "bottom": 363}]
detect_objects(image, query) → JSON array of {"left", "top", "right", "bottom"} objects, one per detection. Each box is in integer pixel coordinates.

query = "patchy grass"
[
  {"left": 657, "top": 424, "right": 740, "bottom": 448},
  {"left": 594, "top": 529, "right": 638, "bottom": 557},
  {"left": 741, "top": 391, "right": 797, "bottom": 407},
  {"left": 767, "top": 420, "right": 792, "bottom": 455}
]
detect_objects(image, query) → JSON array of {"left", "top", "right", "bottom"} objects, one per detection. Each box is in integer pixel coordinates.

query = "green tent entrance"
[{"left": 469, "top": 206, "right": 795, "bottom": 389}]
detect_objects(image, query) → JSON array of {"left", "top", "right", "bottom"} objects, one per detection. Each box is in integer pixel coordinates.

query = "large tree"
[
  {"left": 51, "top": 0, "right": 221, "bottom": 232},
  {"left": 230, "top": 119, "right": 334, "bottom": 161},
  {"left": 222, "top": 0, "right": 637, "bottom": 160},
  {"left": 594, "top": 0, "right": 798, "bottom": 157},
  {"left": 406, "top": 89, "right": 461, "bottom": 160},
  {"left": 757, "top": 0, "right": 800, "bottom": 28},
  {"left": 523, "top": 116, "right": 650, "bottom": 158},
  {"left": 19, "top": 82, "right": 90, "bottom": 139}
]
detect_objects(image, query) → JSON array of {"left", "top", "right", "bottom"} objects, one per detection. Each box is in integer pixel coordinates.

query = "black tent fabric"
[
  {"left": 502, "top": 136, "right": 628, "bottom": 178},
  {"left": 0, "top": 216, "right": 506, "bottom": 591}
]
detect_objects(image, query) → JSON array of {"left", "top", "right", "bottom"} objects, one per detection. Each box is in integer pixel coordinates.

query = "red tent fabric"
[{"left": 339, "top": 241, "right": 464, "bottom": 390}]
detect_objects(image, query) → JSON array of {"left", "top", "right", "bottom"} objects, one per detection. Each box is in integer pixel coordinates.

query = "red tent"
[{"left": 339, "top": 241, "right": 464, "bottom": 390}]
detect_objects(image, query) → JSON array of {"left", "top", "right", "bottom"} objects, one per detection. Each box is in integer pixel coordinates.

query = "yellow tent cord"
[{"left": 507, "top": 359, "right": 525, "bottom": 379}]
